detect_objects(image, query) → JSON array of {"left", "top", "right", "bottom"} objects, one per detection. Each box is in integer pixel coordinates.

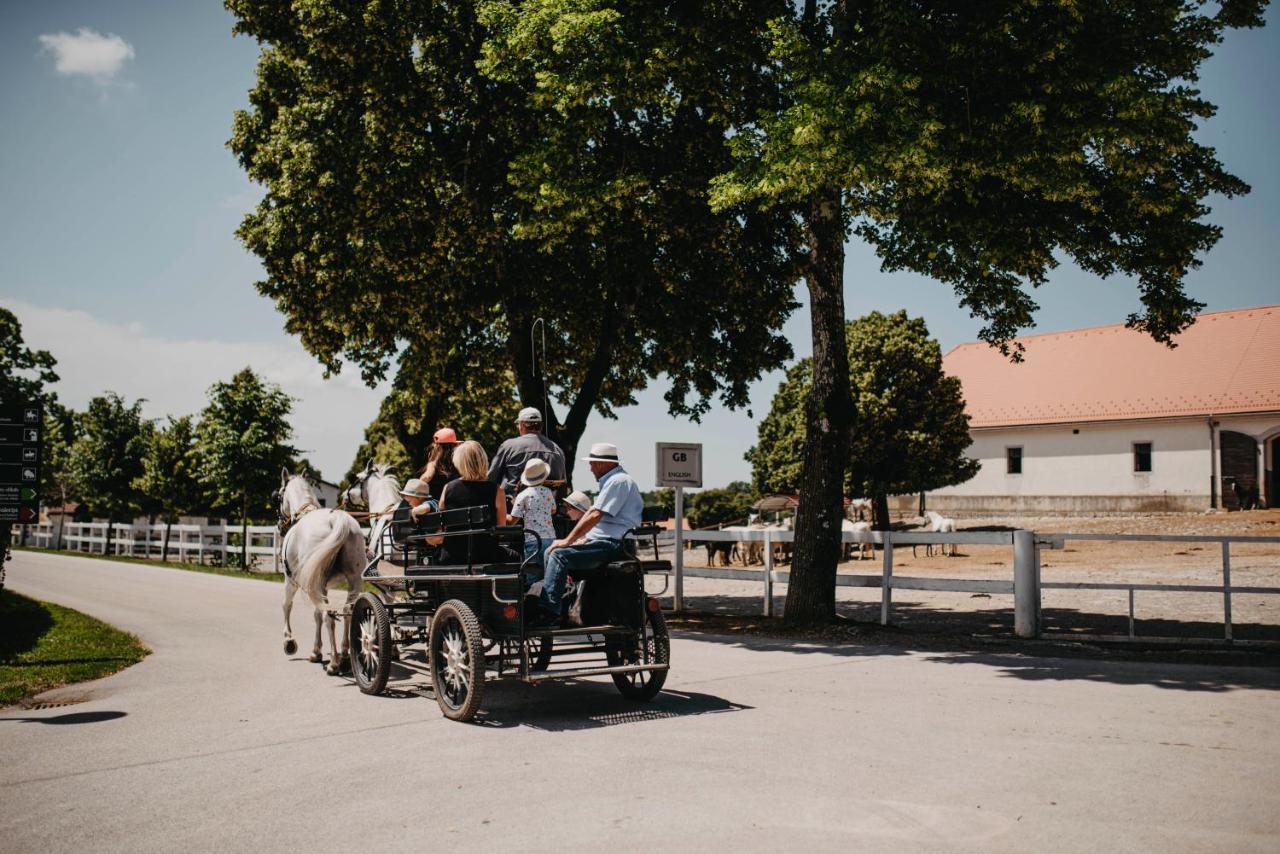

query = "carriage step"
[
  {"left": 524, "top": 663, "right": 670, "bottom": 683},
  {"left": 530, "top": 625, "right": 637, "bottom": 637}
]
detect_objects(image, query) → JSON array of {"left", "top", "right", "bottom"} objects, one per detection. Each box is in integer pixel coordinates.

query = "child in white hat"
[{"left": 509, "top": 457, "right": 556, "bottom": 578}]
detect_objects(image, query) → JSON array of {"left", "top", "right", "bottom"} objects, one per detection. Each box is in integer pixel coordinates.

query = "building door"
[{"left": 1219, "top": 431, "right": 1258, "bottom": 510}]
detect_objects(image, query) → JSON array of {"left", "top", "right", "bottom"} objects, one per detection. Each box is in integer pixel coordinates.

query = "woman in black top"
[{"left": 431, "top": 440, "right": 513, "bottom": 565}]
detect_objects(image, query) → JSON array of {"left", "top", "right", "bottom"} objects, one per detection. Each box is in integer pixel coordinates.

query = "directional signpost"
[
  {"left": 0, "top": 403, "right": 42, "bottom": 587},
  {"left": 656, "top": 442, "right": 702, "bottom": 612}
]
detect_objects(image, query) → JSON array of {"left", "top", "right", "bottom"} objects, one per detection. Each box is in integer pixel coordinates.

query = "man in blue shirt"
[{"left": 535, "top": 442, "right": 642, "bottom": 623}]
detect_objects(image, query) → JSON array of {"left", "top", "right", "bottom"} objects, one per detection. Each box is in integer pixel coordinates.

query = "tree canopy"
[
  {"left": 749, "top": 312, "right": 977, "bottom": 526},
  {"left": 686, "top": 482, "right": 758, "bottom": 530},
  {"left": 226, "top": 0, "right": 803, "bottom": 471},
  {"left": 0, "top": 307, "right": 58, "bottom": 411},
  {"left": 68, "top": 393, "right": 152, "bottom": 554},
  {"left": 710, "top": 0, "right": 1267, "bottom": 623}
]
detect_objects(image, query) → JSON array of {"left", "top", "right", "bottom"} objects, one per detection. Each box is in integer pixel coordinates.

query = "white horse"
[
  {"left": 276, "top": 470, "right": 367, "bottom": 674},
  {"left": 842, "top": 519, "right": 873, "bottom": 560},
  {"left": 341, "top": 460, "right": 404, "bottom": 561},
  {"left": 914, "top": 510, "right": 957, "bottom": 558}
]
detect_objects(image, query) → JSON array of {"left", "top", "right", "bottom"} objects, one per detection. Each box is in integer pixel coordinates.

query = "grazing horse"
[
  {"left": 913, "top": 510, "right": 957, "bottom": 557},
  {"left": 842, "top": 519, "right": 873, "bottom": 560},
  {"left": 276, "top": 470, "right": 367, "bottom": 674}
]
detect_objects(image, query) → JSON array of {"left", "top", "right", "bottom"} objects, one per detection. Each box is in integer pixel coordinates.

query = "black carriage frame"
[{"left": 349, "top": 502, "right": 672, "bottom": 720}]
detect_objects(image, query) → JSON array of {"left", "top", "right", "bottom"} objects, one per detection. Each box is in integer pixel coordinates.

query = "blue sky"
[{"left": 2, "top": 1, "right": 1277, "bottom": 489}]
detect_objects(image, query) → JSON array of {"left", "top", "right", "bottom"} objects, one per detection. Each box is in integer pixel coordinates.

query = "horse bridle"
[{"left": 274, "top": 480, "right": 318, "bottom": 532}]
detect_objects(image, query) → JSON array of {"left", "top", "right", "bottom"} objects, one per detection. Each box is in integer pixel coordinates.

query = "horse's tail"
[{"left": 301, "top": 512, "right": 359, "bottom": 609}]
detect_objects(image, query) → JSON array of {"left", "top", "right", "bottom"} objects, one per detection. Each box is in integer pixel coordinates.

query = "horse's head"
[
  {"left": 276, "top": 468, "right": 319, "bottom": 525},
  {"left": 341, "top": 460, "right": 400, "bottom": 512}
]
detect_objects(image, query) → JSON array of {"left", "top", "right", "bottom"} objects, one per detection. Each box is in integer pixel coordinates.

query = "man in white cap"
[
  {"left": 487, "top": 406, "right": 567, "bottom": 499},
  {"left": 534, "top": 442, "right": 642, "bottom": 625}
]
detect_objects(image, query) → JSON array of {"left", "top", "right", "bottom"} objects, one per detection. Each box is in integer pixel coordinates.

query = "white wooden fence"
[{"left": 14, "top": 521, "right": 284, "bottom": 571}]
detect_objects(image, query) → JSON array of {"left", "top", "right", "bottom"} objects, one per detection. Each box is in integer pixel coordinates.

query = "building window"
[
  {"left": 1133, "top": 442, "right": 1152, "bottom": 473},
  {"left": 1006, "top": 446, "right": 1023, "bottom": 475}
]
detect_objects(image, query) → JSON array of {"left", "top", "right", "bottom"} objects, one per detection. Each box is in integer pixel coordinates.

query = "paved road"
[{"left": 2, "top": 550, "right": 1278, "bottom": 853}]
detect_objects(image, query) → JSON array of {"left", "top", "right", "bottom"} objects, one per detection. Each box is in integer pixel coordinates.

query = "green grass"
[
  {"left": 14, "top": 546, "right": 285, "bottom": 584},
  {"left": 0, "top": 589, "right": 150, "bottom": 707}
]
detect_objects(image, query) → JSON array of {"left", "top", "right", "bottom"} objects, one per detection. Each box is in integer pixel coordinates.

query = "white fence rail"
[{"left": 14, "top": 521, "right": 285, "bottom": 571}]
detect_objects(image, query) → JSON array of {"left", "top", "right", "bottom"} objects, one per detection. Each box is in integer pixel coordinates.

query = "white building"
[{"left": 927, "top": 305, "right": 1280, "bottom": 515}]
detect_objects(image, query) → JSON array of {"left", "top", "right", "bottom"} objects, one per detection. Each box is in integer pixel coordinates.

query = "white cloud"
[
  {"left": 7, "top": 300, "right": 388, "bottom": 482},
  {"left": 38, "top": 28, "right": 135, "bottom": 82}
]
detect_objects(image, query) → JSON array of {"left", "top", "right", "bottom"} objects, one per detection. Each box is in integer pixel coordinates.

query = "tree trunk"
[
  {"left": 784, "top": 189, "right": 854, "bottom": 625},
  {"left": 872, "top": 493, "right": 891, "bottom": 531},
  {"left": 54, "top": 486, "right": 66, "bottom": 550},
  {"left": 241, "top": 493, "right": 249, "bottom": 572},
  {"left": 105, "top": 514, "right": 114, "bottom": 556},
  {"left": 162, "top": 519, "right": 172, "bottom": 563},
  {"left": 0, "top": 524, "right": 11, "bottom": 589}
]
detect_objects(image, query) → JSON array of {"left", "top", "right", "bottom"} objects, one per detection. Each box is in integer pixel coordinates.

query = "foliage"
[
  {"left": 345, "top": 352, "right": 517, "bottom": 482},
  {"left": 194, "top": 367, "right": 296, "bottom": 521},
  {"left": 686, "top": 481, "right": 758, "bottom": 530},
  {"left": 0, "top": 589, "right": 149, "bottom": 707},
  {"left": 712, "top": 0, "right": 1266, "bottom": 351},
  {"left": 749, "top": 312, "right": 978, "bottom": 524},
  {"left": 0, "top": 306, "right": 58, "bottom": 410},
  {"left": 39, "top": 402, "right": 79, "bottom": 511},
  {"left": 640, "top": 488, "right": 675, "bottom": 516},
  {"left": 68, "top": 393, "right": 152, "bottom": 523},
  {"left": 226, "top": 0, "right": 803, "bottom": 471},
  {"left": 135, "top": 416, "right": 205, "bottom": 523}
]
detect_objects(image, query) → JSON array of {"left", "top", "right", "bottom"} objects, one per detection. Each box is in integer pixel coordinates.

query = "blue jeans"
[
  {"left": 539, "top": 537, "right": 628, "bottom": 615},
  {"left": 522, "top": 537, "right": 549, "bottom": 584}
]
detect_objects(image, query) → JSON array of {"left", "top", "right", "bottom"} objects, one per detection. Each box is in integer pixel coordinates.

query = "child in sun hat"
[{"left": 509, "top": 457, "right": 556, "bottom": 580}]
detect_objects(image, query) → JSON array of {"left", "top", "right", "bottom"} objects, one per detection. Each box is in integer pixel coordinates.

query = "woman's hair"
[
  {"left": 452, "top": 440, "right": 489, "bottom": 481},
  {"left": 418, "top": 439, "right": 458, "bottom": 479}
]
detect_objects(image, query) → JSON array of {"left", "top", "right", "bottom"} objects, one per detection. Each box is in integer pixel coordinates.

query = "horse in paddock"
[
  {"left": 842, "top": 519, "right": 873, "bottom": 560},
  {"left": 913, "top": 510, "right": 957, "bottom": 557},
  {"left": 276, "top": 470, "right": 367, "bottom": 674}
]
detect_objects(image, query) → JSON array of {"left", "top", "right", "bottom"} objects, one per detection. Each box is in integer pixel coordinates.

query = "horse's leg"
[
  {"left": 324, "top": 608, "right": 341, "bottom": 675},
  {"left": 282, "top": 576, "right": 299, "bottom": 655},
  {"left": 310, "top": 606, "right": 324, "bottom": 663}
]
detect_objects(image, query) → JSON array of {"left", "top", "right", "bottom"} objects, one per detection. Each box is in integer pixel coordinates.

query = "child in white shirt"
[{"left": 509, "top": 458, "right": 556, "bottom": 579}]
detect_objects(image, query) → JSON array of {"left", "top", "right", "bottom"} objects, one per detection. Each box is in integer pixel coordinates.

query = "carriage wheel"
[
  {"left": 607, "top": 606, "right": 669, "bottom": 701},
  {"left": 349, "top": 593, "right": 392, "bottom": 695},
  {"left": 429, "top": 600, "right": 486, "bottom": 722}
]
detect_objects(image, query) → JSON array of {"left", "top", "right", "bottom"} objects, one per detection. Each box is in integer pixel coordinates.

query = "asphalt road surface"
[{"left": 2, "top": 550, "right": 1278, "bottom": 853}]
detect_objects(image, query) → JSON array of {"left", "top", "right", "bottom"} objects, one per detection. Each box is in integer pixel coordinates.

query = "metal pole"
[
  {"left": 1014, "top": 529, "right": 1039, "bottom": 638},
  {"left": 673, "top": 486, "right": 684, "bottom": 613},
  {"left": 763, "top": 529, "right": 774, "bottom": 618},
  {"left": 1222, "top": 540, "right": 1233, "bottom": 641},
  {"left": 880, "top": 532, "right": 893, "bottom": 625}
]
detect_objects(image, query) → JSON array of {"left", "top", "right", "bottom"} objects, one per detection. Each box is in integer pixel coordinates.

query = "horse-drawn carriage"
[{"left": 349, "top": 501, "right": 672, "bottom": 722}]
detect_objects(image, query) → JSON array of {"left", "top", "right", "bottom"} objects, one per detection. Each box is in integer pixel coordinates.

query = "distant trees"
[
  {"left": 686, "top": 482, "right": 758, "bottom": 530},
  {"left": 749, "top": 312, "right": 977, "bottom": 529},
  {"left": 194, "top": 368, "right": 296, "bottom": 569},
  {"left": 68, "top": 393, "right": 152, "bottom": 557},
  {"left": 40, "top": 403, "right": 79, "bottom": 551},
  {"left": 135, "top": 416, "right": 202, "bottom": 561}
]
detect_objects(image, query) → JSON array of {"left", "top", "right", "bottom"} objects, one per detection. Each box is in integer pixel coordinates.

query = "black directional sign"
[{"left": 0, "top": 403, "right": 41, "bottom": 524}]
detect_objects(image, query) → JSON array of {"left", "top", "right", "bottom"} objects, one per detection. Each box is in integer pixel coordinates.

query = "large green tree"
[
  {"left": 40, "top": 403, "right": 79, "bottom": 551},
  {"left": 68, "top": 394, "right": 152, "bottom": 557},
  {"left": 713, "top": 0, "right": 1267, "bottom": 623},
  {"left": 195, "top": 368, "right": 296, "bottom": 569},
  {"left": 135, "top": 415, "right": 204, "bottom": 562},
  {"left": 226, "top": 0, "right": 802, "bottom": 476},
  {"left": 686, "top": 481, "right": 758, "bottom": 530},
  {"left": 749, "top": 312, "right": 977, "bottom": 528}
]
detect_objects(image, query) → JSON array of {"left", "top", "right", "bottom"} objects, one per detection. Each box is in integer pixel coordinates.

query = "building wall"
[{"left": 924, "top": 414, "right": 1279, "bottom": 514}]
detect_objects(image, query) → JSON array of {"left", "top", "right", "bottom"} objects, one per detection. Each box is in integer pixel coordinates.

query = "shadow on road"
[
  {"left": 0, "top": 710, "right": 127, "bottom": 724},
  {"left": 475, "top": 682, "right": 751, "bottom": 731}
]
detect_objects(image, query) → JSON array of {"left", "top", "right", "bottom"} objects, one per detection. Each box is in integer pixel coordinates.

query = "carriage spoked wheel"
[
  {"left": 607, "top": 604, "right": 669, "bottom": 701},
  {"left": 349, "top": 593, "right": 392, "bottom": 695},
  {"left": 429, "top": 600, "right": 485, "bottom": 722}
]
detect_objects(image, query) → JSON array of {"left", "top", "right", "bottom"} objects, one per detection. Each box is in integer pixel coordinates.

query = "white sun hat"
[
  {"left": 563, "top": 490, "right": 592, "bottom": 515},
  {"left": 581, "top": 442, "right": 620, "bottom": 462},
  {"left": 399, "top": 478, "right": 431, "bottom": 498},
  {"left": 520, "top": 458, "right": 551, "bottom": 487}
]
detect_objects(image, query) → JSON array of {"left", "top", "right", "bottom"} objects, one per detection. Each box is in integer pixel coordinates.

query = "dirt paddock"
[{"left": 665, "top": 509, "right": 1280, "bottom": 642}]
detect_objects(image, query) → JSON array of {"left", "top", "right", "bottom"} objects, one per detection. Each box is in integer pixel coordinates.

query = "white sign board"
[{"left": 655, "top": 442, "right": 703, "bottom": 488}]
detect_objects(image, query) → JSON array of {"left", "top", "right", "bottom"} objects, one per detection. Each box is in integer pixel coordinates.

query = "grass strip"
[
  {"left": 0, "top": 589, "right": 150, "bottom": 707},
  {"left": 14, "top": 546, "right": 285, "bottom": 583}
]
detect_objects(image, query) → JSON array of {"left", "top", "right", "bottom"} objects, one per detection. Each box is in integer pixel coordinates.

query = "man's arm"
[
  {"left": 547, "top": 508, "right": 604, "bottom": 554},
  {"left": 487, "top": 442, "right": 508, "bottom": 483}
]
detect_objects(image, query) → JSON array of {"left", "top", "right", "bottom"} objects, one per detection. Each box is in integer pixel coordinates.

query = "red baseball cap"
[{"left": 433, "top": 427, "right": 458, "bottom": 444}]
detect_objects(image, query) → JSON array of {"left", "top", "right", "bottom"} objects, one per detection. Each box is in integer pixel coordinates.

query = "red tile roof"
[{"left": 943, "top": 305, "right": 1280, "bottom": 428}]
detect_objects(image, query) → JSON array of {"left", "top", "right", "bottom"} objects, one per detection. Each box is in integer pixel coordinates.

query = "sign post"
[
  {"left": 655, "top": 442, "right": 702, "bottom": 613},
  {"left": 1, "top": 403, "right": 42, "bottom": 587}
]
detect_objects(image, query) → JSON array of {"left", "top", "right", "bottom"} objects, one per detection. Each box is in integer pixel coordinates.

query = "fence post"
[
  {"left": 673, "top": 486, "right": 685, "bottom": 613},
  {"left": 1221, "top": 540, "right": 1233, "bottom": 642},
  {"left": 762, "top": 529, "right": 774, "bottom": 618},
  {"left": 880, "top": 532, "right": 894, "bottom": 625},
  {"left": 1014, "top": 529, "right": 1039, "bottom": 638}
]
